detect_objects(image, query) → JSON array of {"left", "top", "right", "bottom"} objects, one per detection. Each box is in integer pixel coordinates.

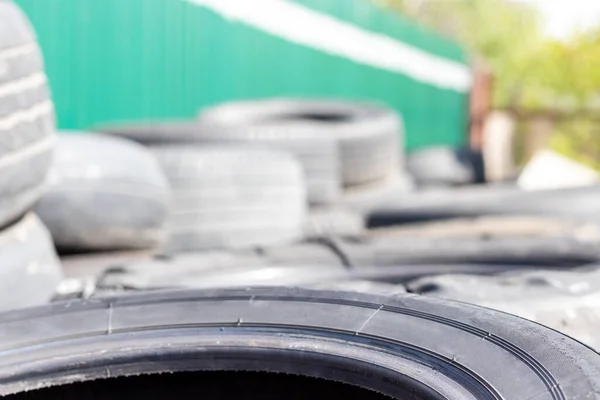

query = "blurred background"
[{"left": 14, "top": 0, "right": 600, "bottom": 181}]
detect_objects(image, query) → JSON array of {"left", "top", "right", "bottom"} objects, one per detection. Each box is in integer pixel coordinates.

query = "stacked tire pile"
[
  {"left": 0, "top": 1, "right": 62, "bottom": 312},
  {"left": 99, "top": 99, "right": 413, "bottom": 251}
]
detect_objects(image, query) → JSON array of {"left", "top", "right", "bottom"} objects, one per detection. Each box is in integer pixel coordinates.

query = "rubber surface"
[
  {"left": 153, "top": 145, "right": 307, "bottom": 252},
  {"left": 34, "top": 133, "right": 170, "bottom": 251},
  {"left": 0, "top": 1, "right": 55, "bottom": 228},
  {"left": 407, "top": 267, "right": 600, "bottom": 350},
  {"left": 198, "top": 99, "right": 403, "bottom": 187},
  {"left": 368, "top": 184, "right": 600, "bottom": 227},
  {"left": 340, "top": 171, "right": 415, "bottom": 214},
  {"left": 339, "top": 235, "right": 600, "bottom": 268},
  {"left": 304, "top": 207, "right": 364, "bottom": 239},
  {"left": 98, "top": 120, "right": 341, "bottom": 205},
  {"left": 0, "top": 213, "right": 63, "bottom": 312},
  {"left": 0, "top": 287, "right": 598, "bottom": 399},
  {"left": 407, "top": 147, "right": 482, "bottom": 187},
  {"left": 96, "top": 251, "right": 347, "bottom": 290}
]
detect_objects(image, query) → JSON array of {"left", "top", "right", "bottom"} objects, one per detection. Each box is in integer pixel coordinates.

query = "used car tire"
[
  {"left": 340, "top": 172, "right": 415, "bottom": 214},
  {"left": 34, "top": 133, "right": 170, "bottom": 251},
  {"left": 98, "top": 121, "right": 340, "bottom": 205},
  {"left": 153, "top": 145, "right": 307, "bottom": 253},
  {"left": 407, "top": 267, "right": 600, "bottom": 350},
  {"left": 0, "top": 213, "right": 62, "bottom": 312},
  {"left": 0, "top": 1, "right": 55, "bottom": 228},
  {"left": 198, "top": 98, "right": 403, "bottom": 187},
  {"left": 304, "top": 207, "right": 364, "bottom": 239},
  {"left": 96, "top": 252, "right": 347, "bottom": 291},
  {"left": 0, "top": 287, "right": 598, "bottom": 399},
  {"left": 406, "top": 146, "right": 482, "bottom": 187},
  {"left": 338, "top": 235, "right": 600, "bottom": 268}
]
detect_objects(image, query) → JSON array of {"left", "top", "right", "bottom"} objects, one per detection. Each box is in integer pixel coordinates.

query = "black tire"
[
  {"left": 367, "top": 183, "right": 600, "bottom": 227},
  {"left": 304, "top": 207, "right": 364, "bottom": 239},
  {"left": 0, "top": 213, "right": 62, "bottom": 312},
  {"left": 0, "top": 287, "right": 598, "bottom": 399},
  {"left": 407, "top": 146, "right": 479, "bottom": 187},
  {"left": 153, "top": 145, "right": 307, "bottom": 252},
  {"left": 0, "top": 1, "right": 55, "bottom": 228},
  {"left": 406, "top": 267, "right": 600, "bottom": 349},
  {"left": 198, "top": 99, "right": 403, "bottom": 187},
  {"left": 97, "top": 121, "right": 341, "bottom": 205},
  {"left": 34, "top": 134, "right": 170, "bottom": 252},
  {"left": 338, "top": 235, "right": 600, "bottom": 268}
]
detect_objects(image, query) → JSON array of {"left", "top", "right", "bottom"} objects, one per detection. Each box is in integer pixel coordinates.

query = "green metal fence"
[{"left": 15, "top": 0, "right": 471, "bottom": 150}]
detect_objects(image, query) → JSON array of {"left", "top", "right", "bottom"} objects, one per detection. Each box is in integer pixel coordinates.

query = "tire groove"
[{"left": 0, "top": 293, "right": 566, "bottom": 399}]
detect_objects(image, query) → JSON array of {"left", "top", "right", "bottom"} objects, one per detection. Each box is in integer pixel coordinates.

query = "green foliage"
[
  {"left": 376, "top": 0, "right": 543, "bottom": 108},
  {"left": 377, "top": 0, "right": 600, "bottom": 169},
  {"left": 376, "top": 0, "right": 600, "bottom": 110}
]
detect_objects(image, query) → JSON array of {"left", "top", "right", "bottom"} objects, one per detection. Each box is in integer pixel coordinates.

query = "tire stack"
[
  {"left": 98, "top": 122, "right": 309, "bottom": 253},
  {"left": 197, "top": 99, "right": 413, "bottom": 216},
  {"left": 152, "top": 145, "right": 307, "bottom": 253},
  {"left": 98, "top": 98, "right": 409, "bottom": 247},
  {"left": 0, "top": 1, "right": 62, "bottom": 311}
]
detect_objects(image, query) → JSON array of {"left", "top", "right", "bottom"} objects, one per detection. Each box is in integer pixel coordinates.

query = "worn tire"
[
  {"left": 0, "top": 287, "right": 599, "bottom": 399},
  {"left": 34, "top": 133, "right": 170, "bottom": 251},
  {"left": 0, "top": 1, "right": 55, "bottom": 228},
  {"left": 407, "top": 267, "right": 600, "bottom": 349},
  {"left": 340, "top": 172, "right": 415, "bottom": 214},
  {"left": 304, "top": 207, "right": 364, "bottom": 239},
  {"left": 366, "top": 183, "right": 600, "bottom": 227},
  {"left": 198, "top": 99, "right": 403, "bottom": 187},
  {"left": 154, "top": 145, "right": 307, "bottom": 252},
  {"left": 407, "top": 146, "right": 479, "bottom": 187},
  {"left": 338, "top": 235, "right": 600, "bottom": 268},
  {"left": 96, "top": 251, "right": 347, "bottom": 290},
  {"left": 98, "top": 121, "right": 340, "bottom": 205},
  {"left": 0, "top": 213, "right": 62, "bottom": 312}
]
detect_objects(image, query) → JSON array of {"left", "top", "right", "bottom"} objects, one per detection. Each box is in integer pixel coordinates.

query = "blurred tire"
[
  {"left": 0, "top": 2, "right": 55, "bottom": 228},
  {"left": 98, "top": 121, "right": 340, "bottom": 205},
  {"left": 154, "top": 145, "right": 307, "bottom": 252},
  {"left": 407, "top": 146, "right": 482, "bottom": 187},
  {"left": 198, "top": 99, "right": 403, "bottom": 187},
  {"left": 304, "top": 207, "right": 364, "bottom": 239},
  {"left": 0, "top": 213, "right": 62, "bottom": 312},
  {"left": 340, "top": 172, "right": 415, "bottom": 214},
  {"left": 339, "top": 235, "right": 600, "bottom": 268},
  {"left": 34, "top": 133, "right": 170, "bottom": 251},
  {"left": 1, "top": 288, "right": 598, "bottom": 399},
  {"left": 96, "top": 251, "right": 346, "bottom": 290},
  {"left": 368, "top": 184, "right": 600, "bottom": 227}
]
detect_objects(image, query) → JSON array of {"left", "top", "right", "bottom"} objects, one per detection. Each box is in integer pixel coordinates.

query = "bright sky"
[{"left": 515, "top": 0, "right": 600, "bottom": 39}]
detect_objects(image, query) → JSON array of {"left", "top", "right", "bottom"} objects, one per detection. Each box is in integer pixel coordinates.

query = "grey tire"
[
  {"left": 368, "top": 184, "right": 600, "bottom": 227},
  {"left": 0, "top": 1, "right": 55, "bottom": 228},
  {"left": 198, "top": 98, "right": 403, "bottom": 187},
  {"left": 34, "top": 133, "right": 170, "bottom": 251},
  {"left": 153, "top": 145, "right": 307, "bottom": 253},
  {"left": 304, "top": 207, "right": 364, "bottom": 239},
  {"left": 407, "top": 146, "right": 477, "bottom": 187},
  {"left": 0, "top": 213, "right": 63, "bottom": 312},
  {"left": 96, "top": 251, "right": 347, "bottom": 291},
  {"left": 97, "top": 121, "right": 340, "bottom": 205},
  {"left": 340, "top": 172, "right": 415, "bottom": 214}
]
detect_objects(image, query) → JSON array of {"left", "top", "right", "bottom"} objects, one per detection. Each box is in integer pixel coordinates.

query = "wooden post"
[{"left": 469, "top": 59, "right": 493, "bottom": 150}]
